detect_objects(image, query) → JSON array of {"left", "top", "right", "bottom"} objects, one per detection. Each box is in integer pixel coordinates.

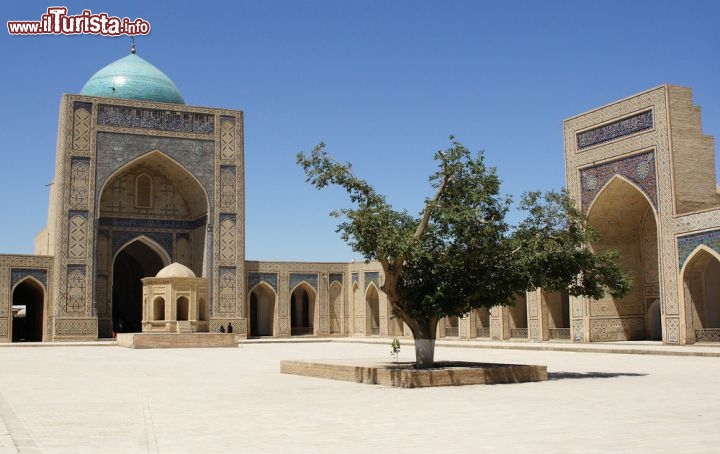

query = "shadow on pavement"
[{"left": 547, "top": 371, "right": 647, "bottom": 380}]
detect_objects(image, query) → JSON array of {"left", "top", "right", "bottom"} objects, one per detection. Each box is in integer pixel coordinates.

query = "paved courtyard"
[{"left": 1, "top": 340, "right": 719, "bottom": 453}]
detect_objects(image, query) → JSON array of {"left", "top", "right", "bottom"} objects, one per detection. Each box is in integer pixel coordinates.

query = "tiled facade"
[
  {"left": 563, "top": 85, "right": 720, "bottom": 344},
  {"left": 1, "top": 65, "right": 718, "bottom": 347},
  {"left": 0, "top": 72, "right": 394, "bottom": 341}
]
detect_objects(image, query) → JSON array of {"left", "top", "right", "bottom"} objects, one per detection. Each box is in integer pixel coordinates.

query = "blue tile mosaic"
[
  {"left": 11, "top": 268, "right": 48, "bottom": 289},
  {"left": 97, "top": 105, "right": 213, "bottom": 134},
  {"left": 68, "top": 210, "right": 89, "bottom": 220},
  {"left": 289, "top": 273, "right": 318, "bottom": 292},
  {"left": 329, "top": 273, "right": 343, "bottom": 285},
  {"left": 111, "top": 230, "right": 173, "bottom": 259},
  {"left": 364, "top": 272, "right": 380, "bottom": 290},
  {"left": 677, "top": 229, "right": 720, "bottom": 269},
  {"left": 74, "top": 101, "right": 92, "bottom": 112},
  {"left": 219, "top": 213, "right": 236, "bottom": 223},
  {"left": 82, "top": 54, "right": 185, "bottom": 104},
  {"left": 99, "top": 216, "right": 206, "bottom": 230},
  {"left": 580, "top": 151, "right": 657, "bottom": 212},
  {"left": 95, "top": 133, "right": 215, "bottom": 209},
  {"left": 577, "top": 110, "right": 653, "bottom": 149},
  {"left": 248, "top": 272, "right": 278, "bottom": 292}
]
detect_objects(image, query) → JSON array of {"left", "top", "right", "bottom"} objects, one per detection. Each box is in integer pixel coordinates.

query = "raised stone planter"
[
  {"left": 280, "top": 360, "right": 547, "bottom": 388},
  {"left": 116, "top": 332, "right": 239, "bottom": 349}
]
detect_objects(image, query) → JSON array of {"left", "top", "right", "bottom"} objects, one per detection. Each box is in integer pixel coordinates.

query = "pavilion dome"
[
  {"left": 156, "top": 263, "right": 196, "bottom": 278},
  {"left": 80, "top": 53, "right": 185, "bottom": 104}
]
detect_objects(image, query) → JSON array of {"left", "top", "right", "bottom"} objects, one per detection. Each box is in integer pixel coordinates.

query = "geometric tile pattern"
[
  {"left": 564, "top": 87, "right": 688, "bottom": 342},
  {"left": 248, "top": 272, "right": 278, "bottom": 293},
  {"left": 220, "top": 118, "right": 235, "bottom": 160},
  {"left": 219, "top": 216, "right": 236, "bottom": 261},
  {"left": 220, "top": 166, "right": 236, "bottom": 212},
  {"left": 66, "top": 265, "right": 86, "bottom": 315},
  {"left": 677, "top": 229, "right": 720, "bottom": 269},
  {"left": 289, "top": 273, "right": 318, "bottom": 292},
  {"left": 69, "top": 157, "right": 90, "bottom": 208},
  {"left": 53, "top": 318, "right": 97, "bottom": 336},
  {"left": 589, "top": 317, "right": 644, "bottom": 341},
  {"left": 580, "top": 151, "right": 657, "bottom": 212},
  {"left": 577, "top": 110, "right": 653, "bottom": 149},
  {"left": 97, "top": 104, "right": 214, "bottom": 134},
  {"left": 68, "top": 214, "right": 88, "bottom": 260},
  {"left": 364, "top": 272, "right": 379, "bottom": 290},
  {"left": 216, "top": 267, "right": 237, "bottom": 314},
  {"left": 11, "top": 268, "right": 48, "bottom": 289},
  {"left": 72, "top": 107, "right": 91, "bottom": 151}
]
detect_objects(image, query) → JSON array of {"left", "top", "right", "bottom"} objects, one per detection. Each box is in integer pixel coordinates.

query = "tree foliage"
[{"left": 297, "top": 138, "right": 631, "bottom": 367}]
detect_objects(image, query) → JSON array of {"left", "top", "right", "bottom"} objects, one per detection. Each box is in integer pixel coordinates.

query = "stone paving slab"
[
  {"left": 0, "top": 341, "right": 719, "bottom": 452},
  {"left": 281, "top": 359, "right": 547, "bottom": 387}
]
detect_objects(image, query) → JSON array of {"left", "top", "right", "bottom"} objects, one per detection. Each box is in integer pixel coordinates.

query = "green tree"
[{"left": 297, "top": 138, "right": 630, "bottom": 368}]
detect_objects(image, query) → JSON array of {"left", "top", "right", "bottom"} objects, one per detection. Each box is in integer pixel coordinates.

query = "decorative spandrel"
[
  {"left": 248, "top": 272, "right": 278, "bottom": 293},
  {"left": 580, "top": 151, "right": 657, "bottom": 212}
]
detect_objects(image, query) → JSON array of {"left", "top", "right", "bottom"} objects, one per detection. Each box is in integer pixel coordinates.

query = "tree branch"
[{"left": 414, "top": 166, "right": 451, "bottom": 240}]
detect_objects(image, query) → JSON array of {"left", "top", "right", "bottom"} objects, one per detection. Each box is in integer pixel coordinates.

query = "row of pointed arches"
[{"left": 247, "top": 279, "right": 394, "bottom": 337}]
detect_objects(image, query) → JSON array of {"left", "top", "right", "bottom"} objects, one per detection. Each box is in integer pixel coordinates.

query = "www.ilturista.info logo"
[{"left": 7, "top": 7, "right": 151, "bottom": 36}]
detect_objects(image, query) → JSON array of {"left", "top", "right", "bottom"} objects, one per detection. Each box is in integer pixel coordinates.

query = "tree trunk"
[{"left": 410, "top": 318, "right": 438, "bottom": 369}]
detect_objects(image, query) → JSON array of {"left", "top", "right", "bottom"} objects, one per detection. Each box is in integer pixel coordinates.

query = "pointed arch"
[
  {"left": 113, "top": 235, "right": 172, "bottom": 268},
  {"left": 328, "top": 281, "right": 343, "bottom": 334},
  {"left": 290, "top": 282, "right": 316, "bottom": 336},
  {"left": 682, "top": 245, "right": 720, "bottom": 342},
  {"left": 11, "top": 277, "right": 46, "bottom": 342},
  {"left": 111, "top": 238, "right": 167, "bottom": 334},
  {"left": 680, "top": 244, "right": 720, "bottom": 277},
  {"left": 587, "top": 174, "right": 658, "bottom": 219},
  {"left": 586, "top": 174, "right": 660, "bottom": 341},
  {"left": 365, "top": 283, "right": 380, "bottom": 335},
  {"left": 11, "top": 276, "right": 46, "bottom": 295},
  {"left": 97, "top": 150, "right": 210, "bottom": 217},
  {"left": 249, "top": 281, "right": 277, "bottom": 337}
]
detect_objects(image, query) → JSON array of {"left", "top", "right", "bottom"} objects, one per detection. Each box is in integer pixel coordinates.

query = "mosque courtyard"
[{"left": 1, "top": 340, "right": 719, "bottom": 453}]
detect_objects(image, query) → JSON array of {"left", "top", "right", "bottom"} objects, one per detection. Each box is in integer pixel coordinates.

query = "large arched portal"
[
  {"left": 112, "top": 240, "right": 166, "bottom": 333},
  {"left": 587, "top": 176, "right": 660, "bottom": 341},
  {"left": 11, "top": 279, "right": 44, "bottom": 342},
  {"left": 97, "top": 151, "right": 209, "bottom": 337},
  {"left": 249, "top": 283, "right": 276, "bottom": 337},
  {"left": 683, "top": 247, "right": 720, "bottom": 342}
]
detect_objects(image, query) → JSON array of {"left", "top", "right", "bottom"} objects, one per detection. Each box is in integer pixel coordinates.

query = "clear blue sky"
[{"left": 1, "top": 1, "right": 718, "bottom": 262}]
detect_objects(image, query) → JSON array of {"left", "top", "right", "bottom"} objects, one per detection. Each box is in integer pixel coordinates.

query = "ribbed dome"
[
  {"left": 156, "top": 263, "right": 196, "bottom": 278},
  {"left": 80, "top": 53, "right": 185, "bottom": 104}
]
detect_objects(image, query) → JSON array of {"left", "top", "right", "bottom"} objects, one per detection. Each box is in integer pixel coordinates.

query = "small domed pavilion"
[{"left": 141, "top": 263, "right": 208, "bottom": 333}]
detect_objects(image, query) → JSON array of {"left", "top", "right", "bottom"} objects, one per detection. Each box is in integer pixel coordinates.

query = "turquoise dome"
[{"left": 80, "top": 53, "right": 185, "bottom": 104}]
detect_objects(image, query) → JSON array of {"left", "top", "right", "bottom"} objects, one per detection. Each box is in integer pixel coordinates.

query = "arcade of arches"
[{"left": 1, "top": 56, "right": 717, "bottom": 347}]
